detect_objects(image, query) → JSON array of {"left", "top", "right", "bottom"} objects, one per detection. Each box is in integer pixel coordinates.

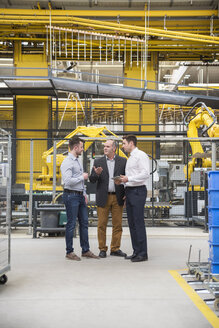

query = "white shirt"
[
  {"left": 106, "top": 156, "right": 115, "bottom": 192},
  {"left": 125, "top": 147, "right": 150, "bottom": 187}
]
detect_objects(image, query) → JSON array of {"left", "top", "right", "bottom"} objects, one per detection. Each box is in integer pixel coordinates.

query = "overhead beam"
[{"left": 0, "top": 8, "right": 217, "bottom": 18}]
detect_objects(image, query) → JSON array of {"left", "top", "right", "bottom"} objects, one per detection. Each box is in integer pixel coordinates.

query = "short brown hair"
[
  {"left": 69, "top": 136, "right": 83, "bottom": 150},
  {"left": 123, "top": 135, "right": 137, "bottom": 146}
]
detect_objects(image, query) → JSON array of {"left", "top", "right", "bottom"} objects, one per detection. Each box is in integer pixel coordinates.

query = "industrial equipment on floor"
[
  {"left": 29, "top": 126, "right": 127, "bottom": 191},
  {"left": 184, "top": 102, "right": 219, "bottom": 191}
]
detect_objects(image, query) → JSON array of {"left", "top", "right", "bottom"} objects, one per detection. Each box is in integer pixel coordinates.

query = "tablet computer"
[{"left": 111, "top": 176, "right": 121, "bottom": 180}]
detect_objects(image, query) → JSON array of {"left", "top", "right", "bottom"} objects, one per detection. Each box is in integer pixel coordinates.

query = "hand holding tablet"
[{"left": 112, "top": 176, "right": 122, "bottom": 181}]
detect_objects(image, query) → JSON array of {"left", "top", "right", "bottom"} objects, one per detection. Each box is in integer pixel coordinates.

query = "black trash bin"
[{"left": 40, "top": 210, "right": 59, "bottom": 228}]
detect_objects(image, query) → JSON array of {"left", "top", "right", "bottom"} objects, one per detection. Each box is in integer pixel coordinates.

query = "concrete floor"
[{"left": 0, "top": 227, "right": 214, "bottom": 328}]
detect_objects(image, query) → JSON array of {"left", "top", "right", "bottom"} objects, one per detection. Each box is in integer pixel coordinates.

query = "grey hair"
[{"left": 107, "top": 138, "right": 118, "bottom": 150}]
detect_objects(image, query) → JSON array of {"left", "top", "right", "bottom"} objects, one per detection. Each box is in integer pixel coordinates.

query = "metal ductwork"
[
  {"left": 53, "top": 78, "right": 219, "bottom": 107},
  {"left": 2, "top": 77, "right": 219, "bottom": 107}
]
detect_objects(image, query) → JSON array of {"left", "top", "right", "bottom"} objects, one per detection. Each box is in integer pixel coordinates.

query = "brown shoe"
[
  {"left": 66, "top": 252, "right": 81, "bottom": 261},
  {"left": 82, "top": 251, "right": 100, "bottom": 259}
]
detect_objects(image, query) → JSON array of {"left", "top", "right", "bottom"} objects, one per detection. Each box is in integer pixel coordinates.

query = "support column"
[
  {"left": 13, "top": 41, "right": 50, "bottom": 186},
  {"left": 124, "top": 53, "right": 158, "bottom": 155}
]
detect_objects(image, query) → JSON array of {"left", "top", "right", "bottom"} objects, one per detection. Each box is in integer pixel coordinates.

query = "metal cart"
[
  {"left": 186, "top": 245, "right": 209, "bottom": 280},
  {"left": 0, "top": 129, "right": 11, "bottom": 285},
  {"left": 203, "top": 280, "right": 219, "bottom": 310}
]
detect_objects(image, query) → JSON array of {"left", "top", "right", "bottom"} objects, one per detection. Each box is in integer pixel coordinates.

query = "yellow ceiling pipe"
[
  {"left": 0, "top": 14, "right": 219, "bottom": 45},
  {"left": 51, "top": 17, "right": 219, "bottom": 45},
  {"left": 66, "top": 15, "right": 219, "bottom": 43},
  {"left": 0, "top": 8, "right": 217, "bottom": 18},
  {"left": 51, "top": 18, "right": 219, "bottom": 45},
  {"left": 2, "top": 43, "right": 217, "bottom": 54},
  {"left": 0, "top": 11, "right": 217, "bottom": 44},
  {"left": 0, "top": 21, "right": 218, "bottom": 34},
  {"left": 2, "top": 19, "right": 213, "bottom": 46},
  {"left": 0, "top": 14, "right": 214, "bottom": 45},
  {"left": 65, "top": 18, "right": 219, "bottom": 44},
  {"left": 0, "top": 12, "right": 218, "bottom": 43},
  {"left": 1, "top": 33, "right": 218, "bottom": 51}
]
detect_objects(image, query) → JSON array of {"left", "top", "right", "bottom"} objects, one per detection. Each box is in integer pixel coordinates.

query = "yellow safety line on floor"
[{"left": 169, "top": 270, "right": 219, "bottom": 328}]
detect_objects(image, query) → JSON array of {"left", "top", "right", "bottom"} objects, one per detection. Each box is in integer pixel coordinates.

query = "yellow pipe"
[
  {"left": 9, "top": 12, "right": 219, "bottom": 43},
  {"left": 59, "top": 19, "right": 219, "bottom": 45},
  {"left": 0, "top": 9, "right": 217, "bottom": 18},
  {"left": 57, "top": 18, "right": 219, "bottom": 45},
  {"left": 2, "top": 34, "right": 219, "bottom": 50},
  {"left": 1, "top": 14, "right": 219, "bottom": 45},
  {"left": 2, "top": 44, "right": 218, "bottom": 55},
  {"left": 8, "top": 19, "right": 219, "bottom": 45},
  {"left": 179, "top": 86, "right": 219, "bottom": 91},
  {"left": 68, "top": 15, "right": 219, "bottom": 42},
  {"left": 0, "top": 23, "right": 218, "bottom": 34}
]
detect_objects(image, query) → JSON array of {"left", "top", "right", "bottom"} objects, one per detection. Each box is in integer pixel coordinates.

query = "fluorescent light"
[
  {"left": 0, "top": 83, "right": 7, "bottom": 88},
  {"left": 163, "top": 75, "right": 172, "bottom": 78},
  {"left": 160, "top": 158, "right": 182, "bottom": 161}
]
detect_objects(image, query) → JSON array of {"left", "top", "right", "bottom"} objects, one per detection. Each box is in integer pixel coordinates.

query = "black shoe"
[
  {"left": 110, "top": 249, "right": 127, "bottom": 257},
  {"left": 125, "top": 253, "right": 137, "bottom": 260},
  {"left": 131, "top": 255, "right": 148, "bottom": 262},
  {"left": 99, "top": 250, "right": 107, "bottom": 258}
]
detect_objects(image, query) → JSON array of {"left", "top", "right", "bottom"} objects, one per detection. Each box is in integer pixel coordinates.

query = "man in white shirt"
[{"left": 119, "top": 135, "right": 149, "bottom": 262}]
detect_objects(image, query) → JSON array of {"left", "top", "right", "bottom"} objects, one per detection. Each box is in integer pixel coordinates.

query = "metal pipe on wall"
[
  {"left": 6, "top": 135, "right": 11, "bottom": 258},
  {"left": 28, "top": 140, "right": 34, "bottom": 235},
  {"left": 212, "top": 141, "right": 216, "bottom": 171},
  {"left": 53, "top": 140, "right": 57, "bottom": 201}
]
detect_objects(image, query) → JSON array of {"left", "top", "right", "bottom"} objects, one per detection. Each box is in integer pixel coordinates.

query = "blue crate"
[
  {"left": 209, "top": 243, "right": 219, "bottom": 262},
  {"left": 208, "top": 190, "right": 219, "bottom": 208},
  {"left": 208, "top": 171, "right": 219, "bottom": 190},
  {"left": 209, "top": 226, "right": 219, "bottom": 243},
  {"left": 208, "top": 207, "right": 219, "bottom": 226},
  {"left": 210, "top": 261, "right": 219, "bottom": 274}
]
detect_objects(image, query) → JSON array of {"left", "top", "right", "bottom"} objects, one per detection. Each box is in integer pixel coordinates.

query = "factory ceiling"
[
  {"left": 0, "top": 1, "right": 219, "bottom": 98},
  {"left": 0, "top": 1, "right": 218, "bottom": 124},
  {"left": 0, "top": 0, "right": 218, "bottom": 61},
  {"left": 0, "top": 0, "right": 218, "bottom": 10}
]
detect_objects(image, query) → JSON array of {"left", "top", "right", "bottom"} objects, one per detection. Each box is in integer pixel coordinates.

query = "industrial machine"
[
  {"left": 184, "top": 102, "right": 219, "bottom": 190},
  {"left": 30, "top": 126, "right": 126, "bottom": 191}
]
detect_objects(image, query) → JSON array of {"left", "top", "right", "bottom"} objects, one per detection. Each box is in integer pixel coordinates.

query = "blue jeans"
[
  {"left": 125, "top": 185, "right": 147, "bottom": 257},
  {"left": 63, "top": 192, "right": 90, "bottom": 254}
]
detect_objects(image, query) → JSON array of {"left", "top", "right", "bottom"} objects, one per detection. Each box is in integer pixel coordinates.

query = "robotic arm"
[{"left": 184, "top": 102, "right": 219, "bottom": 182}]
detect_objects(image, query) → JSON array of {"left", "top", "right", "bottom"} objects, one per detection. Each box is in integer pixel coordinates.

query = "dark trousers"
[
  {"left": 125, "top": 185, "right": 147, "bottom": 257},
  {"left": 63, "top": 192, "right": 90, "bottom": 254}
]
